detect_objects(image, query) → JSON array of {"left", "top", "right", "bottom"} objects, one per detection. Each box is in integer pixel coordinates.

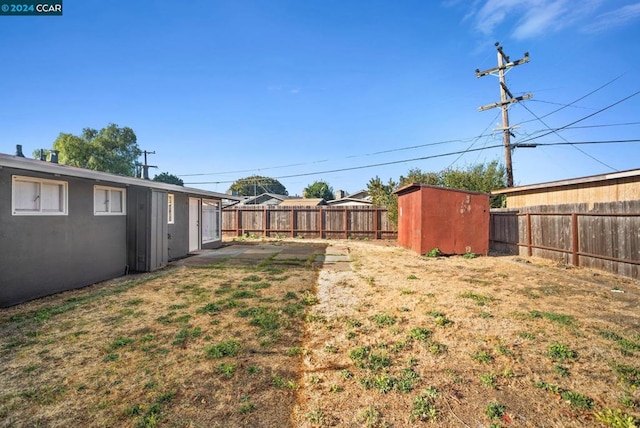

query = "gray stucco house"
[{"left": 0, "top": 152, "right": 237, "bottom": 307}]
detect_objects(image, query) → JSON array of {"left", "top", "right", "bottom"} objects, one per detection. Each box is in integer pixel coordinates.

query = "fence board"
[
  {"left": 223, "top": 206, "right": 397, "bottom": 240},
  {"left": 490, "top": 201, "right": 640, "bottom": 279}
]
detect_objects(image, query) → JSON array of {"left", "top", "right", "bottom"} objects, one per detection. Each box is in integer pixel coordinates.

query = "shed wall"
[
  {"left": 168, "top": 193, "right": 189, "bottom": 260},
  {"left": 397, "top": 187, "right": 489, "bottom": 255},
  {"left": 0, "top": 169, "right": 126, "bottom": 307}
]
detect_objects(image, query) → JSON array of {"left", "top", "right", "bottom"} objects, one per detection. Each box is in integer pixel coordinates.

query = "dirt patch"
[{"left": 1, "top": 239, "right": 639, "bottom": 427}]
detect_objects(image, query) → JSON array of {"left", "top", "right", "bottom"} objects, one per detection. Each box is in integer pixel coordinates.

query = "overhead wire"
[{"left": 184, "top": 139, "right": 640, "bottom": 185}]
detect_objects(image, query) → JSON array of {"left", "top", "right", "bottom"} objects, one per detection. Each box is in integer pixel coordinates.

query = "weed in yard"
[
  {"left": 284, "top": 291, "right": 298, "bottom": 300},
  {"left": 172, "top": 327, "right": 201, "bottom": 347},
  {"left": 329, "top": 384, "right": 343, "bottom": 393},
  {"left": 612, "top": 363, "right": 640, "bottom": 387},
  {"left": 460, "top": 291, "right": 493, "bottom": 306},
  {"left": 238, "top": 402, "right": 256, "bottom": 414},
  {"left": 349, "top": 346, "right": 391, "bottom": 371},
  {"left": 373, "top": 373, "right": 395, "bottom": 393},
  {"left": 204, "top": 339, "right": 240, "bottom": 358},
  {"left": 283, "top": 302, "right": 304, "bottom": 318},
  {"left": 347, "top": 331, "right": 357, "bottom": 340},
  {"left": 168, "top": 303, "right": 188, "bottom": 310},
  {"left": 243, "top": 275, "right": 262, "bottom": 282},
  {"left": 407, "top": 275, "right": 418, "bottom": 280},
  {"left": 247, "top": 365, "right": 262, "bottom": 375},
  {"left": 306, "top": 409, "right": 325, "bottom": 424},
  {"left": 485, "top": 402, "right": 506, "bottom": 420},
  {"left": 425, "top": 248, "right": 441, "bottom": 258},
  {"left": 346, "top": 319, "right": 362, "bottom": 328},
  {"left": 519, "top": 331, "right": 535, "bottom": 340},
  {"left": 600, "top": 330, "right": 640, "bottom": 353},
  {"left": 479, "top": 372, "right": 497, "bottom": 388},
  {"left": 428, "top": 341, "right": 447, "bottom": 355},
  {"left": 360, "top": 404, "right": 382, "bottom": 427},
  {"left": 408, "top": 327, "right": 432, "bottom": 341},
  {"left": 529, "top": 311, "right": 575, "bottom": 327},
  {"left": 196, "top": 302, "right": 221, "bottom": 315},
  {"left": 232, "top": 290, "right": 260, "bottom": 299},
  {"left": 341, "top": 369, "right": 353, "bottom": 379},
  {"left": 251, "top": 282, "right": 271, "bottom": 290},
  {"left": 463, "top": 251, "right": 477, "bottom": 259},
  {"left": 547, "top": 343, "right": 578, "bottom": 361},
  {"left": 301, "top": 291, "right": 319, "bottom": 306},
  {"left": 218, "top": 362, "right": 237, "bottom": 378},
  {"left": 19, "top": 385, "right": 67, "bottom": 405},
  {"left": 595, "top": 408, "right": 638, "bottom": 428},
  {"left": 472, "top": 350, "right": 493, "bottom": 364},
  {"left": 554, "top": 364, "right": 570, "bottom": 377},
  {"left": 427, "top": 311, "right": 453, "bottom": 327},
  {"left": 495, "top": 343, "right": 514, "bottom": 357},
  {"left": 325, "top": 344, "right": 338, "bottom": 353},
  {"left": 535, "top": 381, "right": 561, "bottom": 393},
  {"left": 412, "top": 389, "right": 438, "bottom": 421},
  {"left": 561, "top": 391, "right": 593, "bottom": 410},
  {"left": 109, "top": 336, "right": 134, "bottom": 349},
  {"left": 401, "top": 288, "right": 416, "bottom": 295},
  {"left": 480, "top": 311, "right": 493, "bottom": 319},
  {"left": 371, "top": 313, "right": 397, "bottom": 327},
  {"left": 126, "top": 298, "right": 144, "bottom": 306},
  {"left": 287, "top": 346, "right": 305, "bottom": 356}
]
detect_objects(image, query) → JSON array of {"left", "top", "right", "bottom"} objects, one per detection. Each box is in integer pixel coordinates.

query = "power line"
[
  {"left": 518, "top": 89, "right": 640, "bottom": 144},
  {"left": 517, "top": 73, "right": 626, "bottom": 125},
  {"left": 520, "top": 103, "right": 617, "bottom": 171},
  {"left": 184, "top": 139, "right": 640, "bottom": 185}
]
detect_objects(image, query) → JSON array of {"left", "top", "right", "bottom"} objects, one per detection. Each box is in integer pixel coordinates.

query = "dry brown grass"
[{"left": 1, "top": 239, "right": 640, "bottom": 427}]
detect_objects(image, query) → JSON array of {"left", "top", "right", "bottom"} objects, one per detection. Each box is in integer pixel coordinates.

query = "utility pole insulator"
[{"left": 475, "top": 42, "right": 532, "bottom": 187}]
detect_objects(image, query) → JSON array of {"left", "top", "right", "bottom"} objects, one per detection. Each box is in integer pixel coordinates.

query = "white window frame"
[
  {"left": 12, "top": 175, "right": 68, "bottom": 216},
  {"left": 94, "top": 185, "right": 126, "bottom": 216},
  {"left": 201, "top": 199, "right": 220, "bottom": 243},
  {"left": 168, "top": 193, "right": 175, "bottom": 224}
]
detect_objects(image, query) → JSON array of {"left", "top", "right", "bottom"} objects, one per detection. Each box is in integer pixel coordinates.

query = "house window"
[
  {"left": 12, "top": 175, "right": 68, "bottom": 215},
  {"left": 168, "top": 194, "right": 175, "bottom": 224},
  {"left": 94, "top": 185, "right": 126, "bottom": 215},
  {"left": 201, "top": 199, "right": 220, "bottom": 243}
]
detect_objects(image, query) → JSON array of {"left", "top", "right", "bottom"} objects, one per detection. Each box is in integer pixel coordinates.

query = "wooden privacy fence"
[
  {"left": 222, "top": 206, "right": 397, "bottom": 240},
  {"left": 490, "top": 201, "right": 640, "bottom": 279}
]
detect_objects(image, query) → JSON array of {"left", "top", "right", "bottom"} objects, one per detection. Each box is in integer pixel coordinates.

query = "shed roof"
[
  {"left": 0, "top": 153, "right": 240, "bottom": 201},
  {"left": 491, "top": 168, "right": 640, "bottom": 195},
  {"left": 393, "top": 183, "right": 489, "bottom": 197}
]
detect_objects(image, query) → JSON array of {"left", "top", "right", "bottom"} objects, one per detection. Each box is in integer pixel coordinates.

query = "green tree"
[
  {"left": 367, "top": 161, "right": 508, "bottom": 225},
  {"left": 440, "top": 161, "right": 507, "bottom": 207},
  {"left": 228, "top": 175, "right": 288, "bottom": 196},
  {"left": 153, "top": 172, "right": 184, "bottom": 186},
  {"left": 51, "top": 124, "right": 141, "bottom": 176},
  {"left": 303, "top": 180, "right": 335, "bottom": 200}
]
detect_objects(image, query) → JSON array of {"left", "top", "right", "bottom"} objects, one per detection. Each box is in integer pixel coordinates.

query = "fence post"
[
  {"left": 263, "top": 207, "right": 268, "bottom": 237},
  {"left": 526, "top": 213, "right": 532, "bottom": 256},
  {"left": 290, "top": 207, "right": 295, "bottom": 238},
  {"left": 373, "top": 207, "right": 379, "bottom": 240},
  {"left": 344, "top": 207, "right": 348, "bottom": 239},
  {"left": 236, "top": 208, "right": 242, "bottom": 236},
  {"left": 572, "top": 213, "right": 579, "bottom": 267},
  {"left": 319, "top": 207, "right": 323, "bottom": 239}
]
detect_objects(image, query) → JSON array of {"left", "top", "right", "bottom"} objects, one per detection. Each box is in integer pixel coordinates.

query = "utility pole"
[
  {"left": 142, "top": 150, "right": 157, "bottom": 180},
  {"left": 476, "top": 42, "right": 532, "bottom": 187}
]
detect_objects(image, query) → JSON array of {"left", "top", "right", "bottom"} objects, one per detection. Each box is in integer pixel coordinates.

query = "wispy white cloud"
[
  {"left": 454, "top": 0, "right": 638, "bottom": 39},
  {"left": 583, "top": 2, "right": 640, "bottom": 33}
]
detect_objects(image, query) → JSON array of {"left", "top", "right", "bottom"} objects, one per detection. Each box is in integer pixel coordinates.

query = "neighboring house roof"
[
  {"left": 346, "top": 190, "right": 371, "bottom": 201},
  {"left": 326, "top": 198, "right": 373, "bottom": 206},
  {"left": 0, "top": 153, "right": 241, "bottom": 201},
  {"left": 278, "top": 198, "right": 326, "bottom": 207},
  {"left": 239, "top": 193, "right": 290, "bottom": 206},
  {"left": 491, "top": 168, "right": 640, "bottom": 195}
]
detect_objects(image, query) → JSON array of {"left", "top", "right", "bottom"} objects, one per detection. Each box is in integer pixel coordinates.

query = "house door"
[{"left": 189, "top": 198, "right": 200, "bottom": 252}]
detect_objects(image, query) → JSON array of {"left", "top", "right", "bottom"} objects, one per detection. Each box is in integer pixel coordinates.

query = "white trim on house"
[
  {"left": 94, "top": 185, "right": 126, "bottom": 215},
  {"left": 12, "top": 175, "right": 68, "bottom": 216}
]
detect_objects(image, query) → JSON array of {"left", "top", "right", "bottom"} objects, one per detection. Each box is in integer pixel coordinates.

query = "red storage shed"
[{"left": 393, "top": 184, "right": 490, "bottom": 256}]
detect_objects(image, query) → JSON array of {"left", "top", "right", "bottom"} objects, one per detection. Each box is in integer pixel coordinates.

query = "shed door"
[{"left": 189, "top": 198, "right": 200, "bottom": 252}]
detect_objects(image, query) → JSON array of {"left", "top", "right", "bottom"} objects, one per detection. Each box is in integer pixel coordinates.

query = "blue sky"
[{"left": 1, "top": 0, "right": 639, "bottom": 196}]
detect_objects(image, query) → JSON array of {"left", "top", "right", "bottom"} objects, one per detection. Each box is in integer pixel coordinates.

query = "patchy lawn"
[{"left": 1, "top": 239, "right": 639, "bottom": 427}]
